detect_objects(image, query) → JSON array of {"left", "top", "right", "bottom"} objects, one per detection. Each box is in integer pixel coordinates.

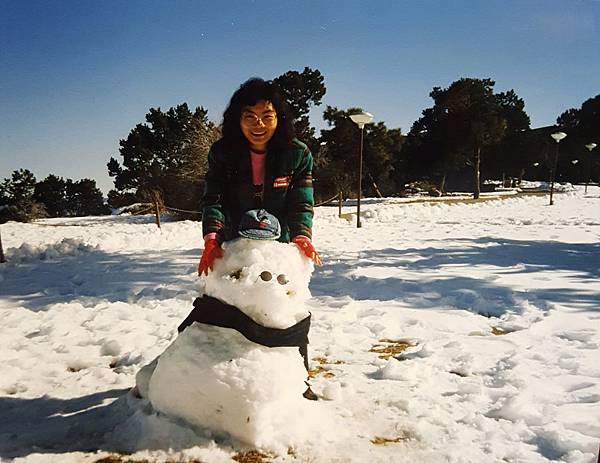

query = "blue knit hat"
[{"left": 238, "top": 209, "right": 281, "bottom": 240}]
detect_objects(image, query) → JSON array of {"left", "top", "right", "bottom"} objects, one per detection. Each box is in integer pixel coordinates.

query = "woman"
[{"left": 198, "top": 78, "right": 321, "bottom": 275}]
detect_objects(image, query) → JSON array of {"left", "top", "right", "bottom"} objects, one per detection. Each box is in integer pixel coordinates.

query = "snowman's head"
[{"left": 203, "top": 238, "right": 313, "bottom": 329}]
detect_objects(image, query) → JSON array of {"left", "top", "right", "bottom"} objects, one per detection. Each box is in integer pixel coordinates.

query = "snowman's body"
[{"left": 136, "top": 238, "right": 315, "bottom": 447}]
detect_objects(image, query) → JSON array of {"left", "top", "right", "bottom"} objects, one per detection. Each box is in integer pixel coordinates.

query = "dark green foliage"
[
  {"left": 483, "top": 90, "right": 533, "bottom": 182},
  {"left": 2, "top": 171, "right": 112, "bottom": 221},
  {"left": 107, "top": 190, "right": 138, "bottom": 209},
  {"left": 554, "top": 95, "right": 600, "bottom": 183},
  {"left": 0, "top": 169, "right": 47, "bottom": 223},
  {"left": 437, "top": 78, "right": 506, "bottom": 198},
  {"left": 398, "top": 104, "right": 462, "bottom": 193},
  {"left": 316, "top": 106, "right": 403, "bottom": 200},
  {"left": 399, "top": 78, "right": 518, "bottom": 196},
  {"left": 107, "top": 103, "right": 220, "bottom": 216},
  {"left": 33, "top": 174, "right": 68, "bottom": 217},
  {"left": 28, "top": 174, "right": 110, "bottom": 217},
  {"left": 273, "top": 67, "right": 326, "bottom": 154},
  {"left": 64, "top": 178, "right": 111, "bottom": 216}
]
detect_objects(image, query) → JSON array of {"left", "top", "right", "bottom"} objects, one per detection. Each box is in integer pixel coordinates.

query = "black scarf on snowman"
[{"left": 178, "top": 296, "right": 311, "bottom": 370}]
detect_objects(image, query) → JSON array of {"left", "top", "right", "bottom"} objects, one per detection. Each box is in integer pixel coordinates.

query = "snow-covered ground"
[{"left": 0, "top": 186, "right": 599, "bottom": 463}]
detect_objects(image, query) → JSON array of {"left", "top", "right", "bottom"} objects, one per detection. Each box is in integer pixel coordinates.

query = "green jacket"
[{"left": 202, "top": 138, "right": 314, "bottom": 243}]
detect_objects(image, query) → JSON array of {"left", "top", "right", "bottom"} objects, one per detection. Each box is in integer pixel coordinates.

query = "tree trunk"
[
  {"left": 439, "top": 171, "right": 447, "bottom": 196},
  {"left": 473, "top": 145, "right": 481, "bottom": 199},
  {"left": 518, "top": 168, "right": 525, "bottom": 185},
  {"left": 0, "top": 229, "right": 5, "bottom": 263},
  {"left": 154, "top": 198, "right": 161, "bottom": 229},
  {"left": 368, "top": 173, "right": 383, "bottom": 198}
]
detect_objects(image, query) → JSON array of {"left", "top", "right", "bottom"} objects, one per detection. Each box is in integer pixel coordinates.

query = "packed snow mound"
[
  {"left": 4, "top": 238, "right": 97, "bottom": 263},
  {"left": 146, "top": 324, "right": 321, "bottom": 449},
  {"left": 135, "top": 238, "right": 329, "bottom": 449},
  {"left": 204, "top": 238, "right": 313, "bottom": 329}
]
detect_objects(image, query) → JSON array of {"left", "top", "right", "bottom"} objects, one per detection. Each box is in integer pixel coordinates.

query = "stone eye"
[
  {"left": 277, "top": 274, "right": 288, "bottom": 285},
  {"left": 259, "top": 271, "right": 272, "bottom": 281}
]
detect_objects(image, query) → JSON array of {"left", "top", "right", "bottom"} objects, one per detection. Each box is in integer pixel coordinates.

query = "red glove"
[
  {"left": 292, "top": 236, "right": 322, "bottom": 266},
  {"left": 198, "top": 237, "right": 224, "bottom": 276}
]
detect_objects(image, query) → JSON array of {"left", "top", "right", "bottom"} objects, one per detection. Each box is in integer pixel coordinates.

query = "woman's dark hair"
[{"left": 222, "top": 78, "right": 296, "bottom": 152}]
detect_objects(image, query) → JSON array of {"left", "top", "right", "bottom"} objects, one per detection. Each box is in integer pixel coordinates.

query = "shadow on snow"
[
  {"left": 310, "top": 237, "right": 600, "bottom": 315},
  {"left": 0, "top": 248, "right": 201, "bottom": 312},
  {"left": 0, "top": 388, "right": 131, "bottom": 458}
]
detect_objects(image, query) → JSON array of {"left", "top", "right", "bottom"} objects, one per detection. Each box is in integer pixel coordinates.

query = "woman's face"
[{"left": 240, "top": 100, "right": 278, "bottom": 152}]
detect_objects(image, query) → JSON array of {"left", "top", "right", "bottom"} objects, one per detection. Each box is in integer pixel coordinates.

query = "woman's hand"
[
  {"left": 292, "top": 236, "right": 322, "bottom": 266},
  {"left": 198, "top": 237, "right": 224, "bottom": 275}
]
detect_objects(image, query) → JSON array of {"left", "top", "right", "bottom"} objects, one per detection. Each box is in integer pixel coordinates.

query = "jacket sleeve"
[
  {"left": 202, "top": 144, "right": 227, "bottom": 239},
  {"left": 286, "top": 147, "right": 314, "bottom": 240}
]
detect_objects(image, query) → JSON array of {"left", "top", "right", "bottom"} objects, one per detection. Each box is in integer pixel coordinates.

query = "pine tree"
[
  {"left": 33, "top": 174, "right": 68, "bottom": 217},
  {"left": 402, "top": 79, "right": 509, "bottom": 197},
  {"left": 316, "top": 107, "right": 402, "bottom": 200},
  {"left": 0, "top": 169, "right": 46, "bottom": 223},
  {"left": 65, "top": 179, "right": 110, "bottom": 216},
  {"left": 107, "top": 103, "right": 219, "bottom": 216},
  {"left": 555, "top": 94, "right": 600, "bottom": 183},
  {"left": 273, "top": 67, "right": 326, "bottom": 154}
]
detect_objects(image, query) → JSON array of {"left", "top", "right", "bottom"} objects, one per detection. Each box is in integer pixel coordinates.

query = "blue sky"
[{"left": 1, "top": 0, "right": 599, "bottom": 193}]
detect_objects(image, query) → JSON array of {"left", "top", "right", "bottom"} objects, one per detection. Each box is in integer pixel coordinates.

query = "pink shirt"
[{"left": 250, "top": 150, "right": 266, "bottom": 186}]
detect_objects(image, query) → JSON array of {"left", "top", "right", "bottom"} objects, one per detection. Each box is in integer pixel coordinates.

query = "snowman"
[{"left": 135, "top": 210, "right": 318, "bottom": 448}]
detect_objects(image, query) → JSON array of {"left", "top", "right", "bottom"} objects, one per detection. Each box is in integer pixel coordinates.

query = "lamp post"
[
  {"left": 349, "top": 111, "right": 374, "bottom": 228},
  {"left": 585, "top": 142, "right": 597, "bottom": 194},
  {"left": 549, "top": 131, "right": 567, "bottom": 205}
]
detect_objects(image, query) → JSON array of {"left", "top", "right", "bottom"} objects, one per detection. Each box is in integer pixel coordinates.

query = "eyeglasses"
[{"left": 241, "top": 112, "right": 277, "bottom": 127}]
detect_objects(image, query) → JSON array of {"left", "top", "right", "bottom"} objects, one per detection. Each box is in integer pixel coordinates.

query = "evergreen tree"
[
  {"left": 555, "top": 94, "right": 600, "bottom": 183},
  {"left": 483, "top": 90, "right": 532, "bottom": 183},
  {"left": 273, "top": 67, "right": 326, "bottom": 153},
  {"left": 439, "top": 78, "right": 506, "bottom": 198},
  {"left": 107, "top": 103, "right": 220, "bottom": 216},
  {"left": 33, "top": 174, "right": 68, "bottom": 217},
  {"left": 107, "top": 189, "right": 138, "bottom": 209},
  {"left": 398, "top": 103, "right": 464, "bottom": 194},
  {"left": 316, "top": 106, "right": 402, "bottom": 200},
  {"left": 0, "top": 169, "right": 46, "bottom": 223},
  {"left": 65, "top": 178, "right": 110, "bottom": 216},
  {"left": 403, "top": 78, "right": 507, "bottom": 197}
]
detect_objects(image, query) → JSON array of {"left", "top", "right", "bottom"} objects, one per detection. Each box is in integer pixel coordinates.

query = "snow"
[{"left": 1, "top": 186, "right": 599, "bottom": 462}]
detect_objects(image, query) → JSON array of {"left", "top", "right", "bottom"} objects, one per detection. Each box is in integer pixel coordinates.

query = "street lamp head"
[
  {"left": 585, "top": 142, "right": 597, "bottom": 151},
  {"left": 350, "top": 112, "right": 374, "bottom": 128},
  {"left": 551, "top": 131, "right": 567, "bottom": 143}
]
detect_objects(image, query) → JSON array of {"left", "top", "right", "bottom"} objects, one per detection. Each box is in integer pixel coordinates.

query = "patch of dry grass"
[
  {"left": 308, "top": 365, "right": 335, "bottom": 379},
  {"left": 371, "top": 436, "right": 408, "bottom": 446},
  {"left": 369, "top": 339, "right": 413, "bottom": 359},
  {"left": 233, "top": 450, "right": 273, "bottom": 463},
  {"left": 491, "top": 326, "right": 507, "bottom": 335},
  {"left": 309, "top": 356, "right": 344, "bottom": 378},
  {"left": 95, "top": 455, "right": 204, "bottom": 463}
]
